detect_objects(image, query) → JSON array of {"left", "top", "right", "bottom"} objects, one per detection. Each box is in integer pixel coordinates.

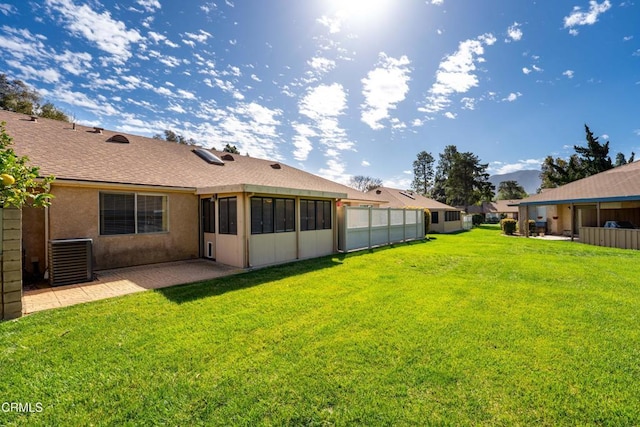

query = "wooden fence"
[{"left": 579, "top": 227, "right": 640, "bottom": 250}]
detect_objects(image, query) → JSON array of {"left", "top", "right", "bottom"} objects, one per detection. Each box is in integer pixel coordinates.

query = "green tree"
[
  {"left": 444, "top": 151, "right": 494, "bottom": 211},
  {"left": 431, "top": 145, "right": 458, "bottom": 203},
  {"left": 497, "top": 180, "right": 528, "bottom": 200},
  {"left": 37, "top": 102, "right": 69, "bottom": 122},
  {"left": 0, "top": 74, "right": 40, "bottom": 115},
  {"left": 573, "top": 124, "right": 612, "bottom": 176},
  {"left": 540, "top": 125, "right": 632, "bottom": 190},
  {"left": 153, "top": 129, "right": 197, "bottom": 145},
  {"left": 614, "top": 151, "right": 635, "bottom": 167},
  {"left": 411, "top": 150, "right": 434, "bottom": 196},
  {"left": 0, "top": 74, "right": 69, "bottom": 122},
  {"left": 223, "top": 144, "right": 240, "bottom": 154},
  {"left": 0, "top": 122, "right": 54, "bottom": 207},
  {"left": 348, "top": 175, "right": 383, "bottom": 192}
]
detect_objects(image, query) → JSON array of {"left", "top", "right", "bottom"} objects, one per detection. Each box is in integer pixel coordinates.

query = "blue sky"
[{"left": 0, "top": 0, "right": 638, "bottom": 188}]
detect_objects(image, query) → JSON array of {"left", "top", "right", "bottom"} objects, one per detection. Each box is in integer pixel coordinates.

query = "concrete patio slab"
[{"left": 23, "top": 259, "right": 242, "bottom": 315}]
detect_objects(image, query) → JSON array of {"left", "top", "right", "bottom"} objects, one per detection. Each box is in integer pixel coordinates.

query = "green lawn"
[{"left": 2, "top": 225, "right": 640, "bottom": 426}]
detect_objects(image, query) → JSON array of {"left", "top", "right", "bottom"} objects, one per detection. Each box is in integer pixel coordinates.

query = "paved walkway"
[{"left": 23, "top": 259, "right": 242, "bottom": 315}]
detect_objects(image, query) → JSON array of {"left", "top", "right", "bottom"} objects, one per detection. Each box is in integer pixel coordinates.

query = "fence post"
[{"left": 368, "top": 207, "right": 372, "bottom": 249}]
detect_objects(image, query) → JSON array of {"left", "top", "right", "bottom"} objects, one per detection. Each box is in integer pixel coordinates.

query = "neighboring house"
[
  {"left": 482, "top": 200, "right": 520, "bottom": 222},
  {"left": 369, "top": 187, "right": 464, "bottom": 233},
  {"left": 516, "top": 161, "right": 640, "bottom": 249},
  {"left": 1, "top": 111, "right": 385, "bottom": 277}
]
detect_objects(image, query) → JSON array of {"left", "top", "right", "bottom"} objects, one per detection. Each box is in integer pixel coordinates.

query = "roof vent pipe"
[
  {"left": 30, "top": 116, "right": 38, "bottom": 122},
  {"left": 93, "top": 127, "right": 103, "bottom": 134}
]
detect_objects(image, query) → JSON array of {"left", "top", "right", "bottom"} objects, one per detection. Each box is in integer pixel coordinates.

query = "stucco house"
[
  {"left": 1, "top": 110, "right": 386, "bottom": 281},
  {"left": 369, "top": 187, "right": 464, "bottom": 233},
  {"left": 481, "top": 200, "right": 520, "bottom": 222},
  {"left": 516, "top": 161, "right": 640, "bottom": 249}
]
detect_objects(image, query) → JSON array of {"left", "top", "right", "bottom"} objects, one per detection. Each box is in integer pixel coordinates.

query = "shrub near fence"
[{"left": 501, "top": 218, "right": 517, "bottom": 235}]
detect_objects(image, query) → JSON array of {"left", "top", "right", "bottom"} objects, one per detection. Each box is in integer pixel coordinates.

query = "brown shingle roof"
[
  {"left": 0, "top": 110, "right": 377, "bottom": 201},
  {"left": 370, "top": 187, "right": 460, "bottom": 211},
  {"left": 482, "top": 200, "right": 520, "bottom": 213},
  {"left": 518, "top": 160, "right": 640, "bottom": 206}
]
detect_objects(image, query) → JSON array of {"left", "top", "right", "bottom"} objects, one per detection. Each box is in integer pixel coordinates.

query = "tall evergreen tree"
[
  {"left": 445, "top": 151, "right": 494, "bottom": 211},
  {"left": 497, "top": 180, "right": 528, "bottom": 200},
  {"left": 411, "top": 150, "right": 434, "bottom": 196},
  {"left": 574, "top": 124, "right": 612, "bottom": 176},
  {"left": 431, "top": 145, "right": 458, "bottom": 203}
]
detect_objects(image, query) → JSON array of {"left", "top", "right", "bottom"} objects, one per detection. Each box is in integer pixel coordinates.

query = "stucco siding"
[
  {"left": 22, "top": 206, "right": 45, "bottom": 275},
  {"left": 48, "top": 186, "right": 198, "bottom": 270}
]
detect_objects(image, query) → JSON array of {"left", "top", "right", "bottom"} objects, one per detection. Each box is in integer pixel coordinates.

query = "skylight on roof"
[
  {"left": 108, "top": 134, "right": 130, "bottom": 143},
  {"left": 193, "top": 148, "right": 225, "bottom": 165}
]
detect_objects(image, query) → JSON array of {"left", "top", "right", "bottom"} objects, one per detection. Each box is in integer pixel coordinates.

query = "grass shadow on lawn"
[{"left": 156, "top": 239, "right": 430, "bottom": 305}]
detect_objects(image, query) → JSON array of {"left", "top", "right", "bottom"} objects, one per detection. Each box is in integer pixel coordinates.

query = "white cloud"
[
  {"left": 360, "top": 53, "right": 411, "bottom": 130},
  {"left": 291, "top": 123, "right": 315, "bottom": 161},
  {"left": 444, "top": 111, "right": 456, "bottom": 119},
  {"left": 361, "top": 160, "right": 370, "bottom": 167},
  {"left": 430, "top": 0, "right": 444, "bottom": 5},
  {"left": 623, "top": 35, "right": 634, "bottom": 41},
  {"left": 563, "top": 70, "right": 575, "bottom": 78},
  {"left": 0, "top": 3, "right": 17, "bottom": 15},
  {"left": 184, "top": 30, "right": 212, "bottom": 43},
  {"left": 298, "top": 84, "right": 353, "bottom": 179},
  {"left": 563, "top": 1, "right": 612, "bottom": 35},
  {"left": 317, "top": 15, "right": 342, "bottom": 34},
  {"left": 136, "top": 0, "right": 161, "bottom": 12},
  {"left": 503, "top": 92, "right": 522, "bottom": 102},
  {"left": 420, "top": 33, "right": 496, "bottom": 116},
  {"left": 489, "top": 159, "right": 544, "bottom": 175},
  {"left": 177, "top": 89, "right": 196, "bottom": 100},
  {"left": 506, "top": 22, "right": 523, "bottom": 42},
  {"left": 308, "top": 57, "right": 336, "bottom": 74},
  {"left": 461, "top": 97, "right": 476, "bottom": 110},
  {"left": 40, "top": 84, "right": 120, "bottom": 116},
  {"left": 0, "top": 27, "right": 49, "bottom": 61},
  {"left": 522, "top": 67, "right": 532, "bottom": 75},
  {"left": 45, "top": 0, "right": 142, "bottom": 63},
  {"left": 55, "top": 50, "right": 93, "bottom": 75},
  {"left": 6, "top": 59, "right": 61, "bottom": 83}
]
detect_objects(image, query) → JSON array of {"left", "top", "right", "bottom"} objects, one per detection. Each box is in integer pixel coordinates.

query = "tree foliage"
[
  {"left": 348, "top": 175, "right": 383, "bottom": 192},
  {"left": 431, "top": 145, "right": 458, "bottom": 203},
  {"left": 574, "top": 124, "right": 612, "bottom": 176},
  {"left": 0, "top": 122, "right": 54, "bottom": 208},
  {"left": 223, "top": 144, "right": 240, "bottom": 154},
  {"left": 153, "top": 129, "right": 197, "bottom": 145},
  {"left": 540, "top": 124, "right": 633, "bottom": 189},
  {"left": 444, "top": 151, "right": 494, "bottom": 210},
  {"left": 497, "top": 180, "right": 528, "bottom": 200},
  {"left": 411, "top": 150, "right": 434, "bottom": 196},
  {"left": 0, "top": 74, "right": 69, "bottom": 122}
]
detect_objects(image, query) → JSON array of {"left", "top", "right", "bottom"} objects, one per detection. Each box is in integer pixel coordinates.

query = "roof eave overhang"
[
  {"left": 196, "top": 184, "right": 347, "bottom": 199},
  {"left": 51, "top": 179, "right": 196, "bottom": 193},
  {"left": 518, "top": 195, "right": 640, "bottom": 206}
]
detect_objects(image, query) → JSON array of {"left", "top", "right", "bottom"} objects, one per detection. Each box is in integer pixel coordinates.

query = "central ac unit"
[{"left": 48, "top": 238, "right": 94, "bottom": 286}]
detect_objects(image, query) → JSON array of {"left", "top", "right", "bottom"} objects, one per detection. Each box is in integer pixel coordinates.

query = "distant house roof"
[
  {"left": 0, "top": 110, "right": 378, "bottom": 203},
  {"left": 517, "top": 160, "right": 640, "bottom": 206},
  {"left": 482, "top": 200, "right": 520, "bottom": 214},
  {"left": 370, "top": 187, "right": 460, "bottom": 211}
]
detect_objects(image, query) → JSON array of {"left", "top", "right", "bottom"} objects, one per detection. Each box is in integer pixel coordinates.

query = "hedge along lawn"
[{"left": 1, "top": 226, "right": 640, "bottom": 426}]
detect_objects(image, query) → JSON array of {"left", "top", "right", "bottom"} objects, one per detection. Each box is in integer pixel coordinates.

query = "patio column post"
[{"left": 571, "top": 204, "right": 575, "bottom": 241}]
